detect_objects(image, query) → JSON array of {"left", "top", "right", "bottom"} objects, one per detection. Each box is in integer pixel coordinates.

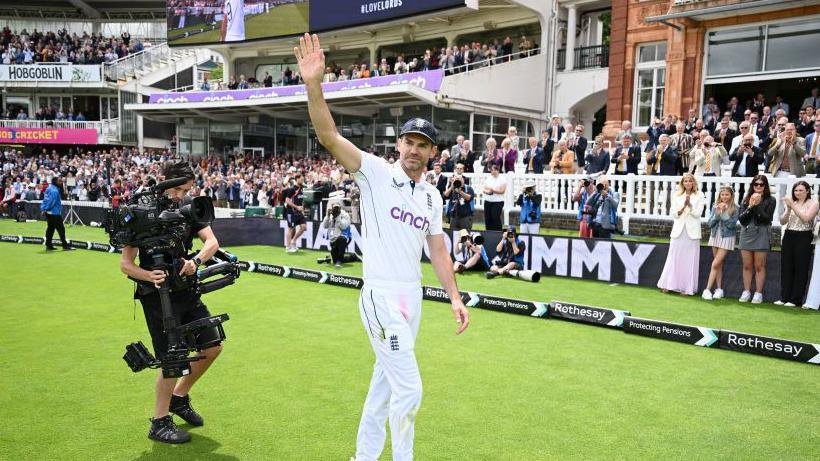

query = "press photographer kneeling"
[
  {"left": 115, "top": 161, "right": 235, "bottom": 444},
  {"left": 486, "top": 226, "right": 526, "bottom": 279},
  {"left": 321, "top": 199, "right": 352, "bottom": 268},
  {"left": 453, "top": 229, "right": 490, "bottom": 273}
]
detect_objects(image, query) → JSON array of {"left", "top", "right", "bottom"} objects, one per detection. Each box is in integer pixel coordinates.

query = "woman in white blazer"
[{"left": 657, "top": 173, "right": 706, "bottom": 295}]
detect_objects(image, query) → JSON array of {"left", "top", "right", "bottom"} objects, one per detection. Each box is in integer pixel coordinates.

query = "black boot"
[
  {"left": 148, "top": 415, "right": 191, "bottom": 444},
  {"left": 170, "top": 394, "right": 204, "bottom": 426}
]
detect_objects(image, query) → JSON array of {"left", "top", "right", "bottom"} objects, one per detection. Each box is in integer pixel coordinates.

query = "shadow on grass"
[{"left": 132, "top": 433, "right": 239, "bottom": 461}]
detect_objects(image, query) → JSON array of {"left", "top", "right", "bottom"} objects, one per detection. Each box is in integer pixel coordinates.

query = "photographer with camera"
[
  {"left": 444, "top": 163, "right": 474, "bottom": 231},
  {"left": 321, "top": 199, "right": 351, "bottom": 268},
  {"left": 284, "top": 174, "right": 308, "bottom": 252},
  {"left": 119, "top": 161, "right": 223, "bottom": 444},
  {"left": 573, "top": 177, "right": 597, "bottom": 238},
  {"left": 585, "top": 177, "right": 620, "bottom": 239},
  {"left": 730, "top": 133, "right": 764, "bottom": 178},
  {"left": 453, "top": 229, "right": 490, "bottom": 273},
  {"left": 515, "top": 180, "right": 542, "bottom": 234},
  {"left": 486, "top": 226, "right": 526, "bottom": 279}
]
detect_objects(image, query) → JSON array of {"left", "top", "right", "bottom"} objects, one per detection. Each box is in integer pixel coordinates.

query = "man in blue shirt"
[
  {"left": 40, "top": 176, "right": 72, "bottom": 251},
  {"left": 486, "top": 226, "right": 526, "bottom": 278}
]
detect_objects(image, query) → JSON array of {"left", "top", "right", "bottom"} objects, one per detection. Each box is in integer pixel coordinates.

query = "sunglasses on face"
[{"left": 753, "top": 182, "right": 765, "bottom": 187}]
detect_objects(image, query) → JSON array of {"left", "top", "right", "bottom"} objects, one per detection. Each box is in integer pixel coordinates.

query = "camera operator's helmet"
[{"left": 524, "top": 180, "right": 536, "bottom": 190}]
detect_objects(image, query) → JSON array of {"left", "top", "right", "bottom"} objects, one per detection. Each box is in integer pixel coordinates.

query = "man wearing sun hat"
[{"left": 515, "top": 179, "right": 542, "bottom": 234}]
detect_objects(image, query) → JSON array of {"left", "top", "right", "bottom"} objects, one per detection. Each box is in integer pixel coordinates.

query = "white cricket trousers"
[{"left": 355, "top": 281, "right": 423, "bottom": 461}]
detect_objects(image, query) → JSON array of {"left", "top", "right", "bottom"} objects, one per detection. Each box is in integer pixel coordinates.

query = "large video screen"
[
  {"left": 167, "top": 0, "right": 310, "bottom": 46},
  {"left": 167, "top": 1, "right": 469, "bottom": 46},
  {"left": 309, "top": 0, "right": 467, "bottom": 33}
]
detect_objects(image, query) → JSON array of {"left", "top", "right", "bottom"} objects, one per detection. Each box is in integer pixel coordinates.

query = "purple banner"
[{"left": 148, "top": 70, "right": 445, "bottom": 104}]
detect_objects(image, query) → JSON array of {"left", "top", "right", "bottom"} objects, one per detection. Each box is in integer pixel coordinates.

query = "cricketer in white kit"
[
  {"left": 220, "top": 0, "right": 245, "bottom": 42},
  {"left": 295, "top": 33, "right": 470, "bottom": 461}
]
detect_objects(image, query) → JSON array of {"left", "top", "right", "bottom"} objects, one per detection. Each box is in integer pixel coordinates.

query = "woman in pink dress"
[{"left": 657, "top": 173, "right": 706, "bottom": 295}]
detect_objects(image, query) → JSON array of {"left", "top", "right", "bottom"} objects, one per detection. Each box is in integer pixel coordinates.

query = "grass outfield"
[
  {"left": 0, "top": 220, "right": 818, "bottom": 460},
  {"left": 170, "top": 3, "right": 309, "bottom": 46}
]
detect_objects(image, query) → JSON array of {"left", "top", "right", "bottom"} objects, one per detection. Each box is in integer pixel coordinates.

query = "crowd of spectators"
[
  {"left": 0, "top": 27, "right": 145, "bottom": 65},
  {"left": 0, "top": 146, "right": 362, "bottom": 222},
  {"left": 201, "top": 35, "right": 539, "bottom": 90}
]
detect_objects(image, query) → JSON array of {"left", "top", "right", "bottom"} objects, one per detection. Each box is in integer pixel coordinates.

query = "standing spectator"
[
  {"left": 737, "top": 174, "right": 776, "bottom": 304},
  {"left": 610, "top": 134, "right": 640, "bottom": 175},
  {"left": 805, "top": 122, "right": 820, "bottom": 177},
  {"left": 585, "top": 177, "right": 619, "bottom": 238},
  {"left": 801, "top": 87, "right": 820, "bottom": 110},
  {"left": 549, "top": 140, "right": 575, "bottom": 174},
  {"left": 669, "top": 122, "right": 695, "bottom": 175},
  {"left": 692, "top": 135, "right": 729, "bottom": 177},
  {"left": 584, "top": 136, "right": 610, "bottom": 175},
  {"left": 543, "top": 115, "right": 564, "bottom": 154},
  {"left": 614, "top": 120, "right": 633, "bottom": 143},
  {"left": 657, "top": 174, "right": 705, "bottom": 295},
  {"left": 646, "top": 118, "right": 665, "bottom": 152},
  {"left": 730, "top": 133, "right": 764, "bottom": 177},
  {"left": 283, "top": 174, "right": 307, "bottom": 252},
  {"left": 713, "top": 118, "right": 737, "bottom": 152},
  {"left": 767, "top": 122, "right": 806, "bottom": 178},
  {"left": 226, "top": 177, "right": 240, "bottom": 208},
  {"left": 444, "top": 163, "right": 474, "bottom": 231},
  {"left": 450, "top": 135, "right": 466, "bottom": 166},
  {"left": 522, "top": 137, "right": 544, "bottom": 174},
  {"left": 803, "top": 214, "right": 820, "bottom": 310},
  {"left": 776, "top": 181, "right": 819, "bottom": 306},
  {"left": 772, "top": 95, "right": 790, "bottom": 117},
  {"left": 569, "top": 125, "right": 588, "bottom": 173},
  {"left": 41, "top": 176, "right": 72, "bottom": 251},
  {"left": 460, "top": 140, "right": 475, "bottom": 173},
  {"left": 647, "top": 134, "right": 678, "bottom": 176},
  {"left": 573, "top": 178, "right": 597, "bottom": 238},
  {"left": 702, "top": 187, "right": 738, "bottom": 300},
  {"left": 482, "top": 164, "right": 506, "bottom": 231},
  {"left": 499, "top": 138, "right": 518, "bottom": 173},
  {"left": 481, "top": 138, "right": 500, "bottom": 173},
  {"left": 263, "top": 72, "right": 273, "bottom": 87},
  {"left": 515, "top": 181, "right": 542, "bottom": 234}
]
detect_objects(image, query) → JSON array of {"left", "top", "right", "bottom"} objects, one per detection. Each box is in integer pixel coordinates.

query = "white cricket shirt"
[
  {"left": 223, "top": 0, "right": 245, "bottom": 42},
  {"left": 353, "top": 152, "right": 444, "bottom": 286}
]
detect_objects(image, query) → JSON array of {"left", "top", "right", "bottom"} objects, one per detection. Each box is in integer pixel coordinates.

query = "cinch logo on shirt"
[{"left": 390, "top": 207, "right": 429, "bottom": 231}]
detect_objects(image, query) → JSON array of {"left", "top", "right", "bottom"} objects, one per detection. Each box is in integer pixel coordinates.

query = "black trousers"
[
  {"left": 330, "top": 237, "right": 349, "bottom": 263},
  {"left": 484, "top": 202, "right": 503, "bottom": 231},
  {"left": 45, "top": 213, "right": 68, "bottom": 248},
  {"left": 780, "top": 230, "right": 814, "bottom": 304}
]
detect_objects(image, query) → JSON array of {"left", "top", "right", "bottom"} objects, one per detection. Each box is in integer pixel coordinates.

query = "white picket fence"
[{"left": 457, "top": 172, "right": 820, "bottom": 233}]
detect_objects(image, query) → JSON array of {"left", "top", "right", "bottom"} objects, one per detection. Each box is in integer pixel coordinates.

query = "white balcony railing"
[
  {"left": 457, "top": 172, "right": 820, "bottom": 233},
  {"left": 103, "top": 42, "right": 170, "bottom": 82}
]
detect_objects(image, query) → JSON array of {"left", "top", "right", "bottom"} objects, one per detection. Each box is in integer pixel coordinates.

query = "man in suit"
[
  {"left": 543, "top": 114, "right": 564, "bottom": 155},
  {"left": 647, "top": 134, "right": 677, "bottom": 175},
  {"left": 670, "top": 122, "right": 694, "bottom": 175},
  {"left": 522, "top": 136, "right": 544, "bottom": 174},
  {"left": 805, "top": 123, "right": 820, "bottom": 177},
  {"left": 767, "top": 122, "right": 806, "bottom": 178},
  {"left": 611, "top": 133, "right": 641, "bottom": 175},
  {"left": 585, "top": 136, "right": 611, "bottom": 175},
  {"left": 712, "top": 118, "right": 737, "bottom": 152},
  {"left": 773, "top": 95, "right": 790, "bottom": 118},
  {"left": 569, "top": 124, "right": 588, "bottom": 173},
  {"left": 645, "top": 118, "right": 665, "bottom": 153},
  {"left": 728, "top": 97, "right": 745, "bottom": 124},
  {"left": 730, "top": 133, "right": 764, "bottom": 177},
  {"left": 450, "top": 135, "right": 466, "bottom": 166},
  {"left": 614, "top": 120, "right": 633, "bottom": 143},
  {"left": 431, "top": 163, "right": 448, "bottom": 199},
  {"left": 801, "top": 87, "right": 820, "bottom": 111},
  {"left": 692, "top": 135, "right": 729, "bottom": 177}
]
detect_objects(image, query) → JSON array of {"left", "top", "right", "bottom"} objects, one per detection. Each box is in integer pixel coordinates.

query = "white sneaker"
[
  {"left": 713, "top": 289, "right": 724, "bottom": 299},
  {"left": 739, "top": 291, "right": 751, "bottom": 303},
  {"left": 802, "top": 304, "right": 818, "bottom": 310},
  {"left": 751, "top": 292, "right": 763, "bottom": 304},
  {"left": 287, "top": 247, "right": 297, "bottom": 253},
  {"left": 784, "top": 302, "right": 796, "bottom": 307},
  {"left": 773, "top": 300, "right": 784, "bottom": 305},
  {"left": 701, "top": 289, "right": 713, "bottom": 300}
]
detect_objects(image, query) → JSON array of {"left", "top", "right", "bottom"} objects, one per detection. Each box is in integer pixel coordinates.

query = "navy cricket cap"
[{"left": 399, "top": 118, "right": 438, "bottom": 144}]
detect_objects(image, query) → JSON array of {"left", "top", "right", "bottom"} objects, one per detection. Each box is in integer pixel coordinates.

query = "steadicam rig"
[{"left": 123, "top": 249, "right": 240, "bottom": 378}]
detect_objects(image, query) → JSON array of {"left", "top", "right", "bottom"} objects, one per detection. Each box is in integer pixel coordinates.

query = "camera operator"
[
  {"left": 515, "top": 180, "right": 542, "bottom": 234},
  {"left": 444, "top": 163, "right": 475, "bottom": 231},
  {"left": 119, "top": 161, "right": 222, "bottom": 444},
  {"left": 453, "top": 229, "right": 490, "bottom": 273},
  {"left": 321, "top": 200, "right": 351, "bottom": 268},
  {"left": 585, "top": 177, "right": 620, "bottom": 239},
  {"left": 486, "top": 226, "right": 526, "bottom": 279},
  {"left": 284, "top": 174, "right": 307, "bottom": 252}
]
